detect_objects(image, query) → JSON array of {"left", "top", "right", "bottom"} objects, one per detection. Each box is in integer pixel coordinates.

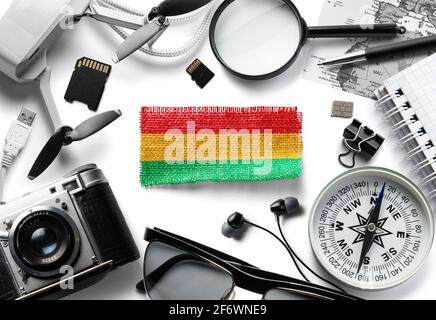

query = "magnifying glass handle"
[{"left": 307, "top": 24, "right": 405, "bottom": 38}]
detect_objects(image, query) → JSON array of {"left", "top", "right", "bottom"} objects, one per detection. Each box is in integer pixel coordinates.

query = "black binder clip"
[{"left": 339, "top": 119, "right": 385, "bottom": 168}]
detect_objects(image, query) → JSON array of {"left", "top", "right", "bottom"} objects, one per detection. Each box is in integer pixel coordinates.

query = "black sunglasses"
[{"left": 136, "top": 228, "right": 361, "bottom": 300}]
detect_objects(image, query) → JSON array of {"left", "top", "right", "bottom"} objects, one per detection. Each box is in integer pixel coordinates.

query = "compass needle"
[
  {"left": 356, "top": 183, "right": 386, "bottom": 274},
  {"left": 309, "top": 168, "right": 434, "bottom": 290}
]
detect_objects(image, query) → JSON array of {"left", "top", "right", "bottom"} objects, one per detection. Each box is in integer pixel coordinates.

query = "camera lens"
[
  {"left": 10, "top": 208, "right": 81, "bottom": 278},
  {"left": 30, "top": 227, "right": 60, "bottom": 258}
]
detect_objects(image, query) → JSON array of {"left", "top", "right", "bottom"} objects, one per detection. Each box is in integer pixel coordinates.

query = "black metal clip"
[{"left": 339, "top": 119, "right": 385, "bottom": 168}]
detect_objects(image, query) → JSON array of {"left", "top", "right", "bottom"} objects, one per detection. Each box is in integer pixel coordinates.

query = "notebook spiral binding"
[{"left": 375, "top": 87, "right": 436, "bottom": 200}]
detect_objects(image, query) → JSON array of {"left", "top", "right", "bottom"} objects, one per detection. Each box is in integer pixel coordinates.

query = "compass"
[{"left": 309, "top": 167, "right": 434, "bottom": 290}]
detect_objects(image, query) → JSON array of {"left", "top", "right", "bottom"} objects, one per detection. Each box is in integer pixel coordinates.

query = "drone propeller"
[
  {"left": 113, "top": 0, "right": 213, "bottom": 63},
  {"left": 150, "top": 0, "right": 213, "bottom": 19},
  {"left": 28, "top": 110, "right": 122, "bottom": 180}
]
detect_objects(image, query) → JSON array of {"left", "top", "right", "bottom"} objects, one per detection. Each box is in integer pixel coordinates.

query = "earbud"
[
  {"left": 222, "top": 197, "right": 300, "bottom": 239},
  {"left": 270, "top": 197, "right": 300, "bottom": 217},
  {"left": 220, "top": 197, "right": 345, "bottom": 293},
  {"left": 221, "top": 212, "right": 245, "bottom": 238}
]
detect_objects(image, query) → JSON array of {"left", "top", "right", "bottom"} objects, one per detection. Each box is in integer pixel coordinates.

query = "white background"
[{"left": 0, "top": 0, "right": 434, "bottom": 300}]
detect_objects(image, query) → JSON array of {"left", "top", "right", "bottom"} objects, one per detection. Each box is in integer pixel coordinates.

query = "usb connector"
[
  {"left": 2, "top": 108, "right": 36, "bottom": 167},
  {"left": 17, "top": 108, "right": 36, "bottom": 127},
  {"left": 1, "top": 108, "right": 37, "bottom": 204}
]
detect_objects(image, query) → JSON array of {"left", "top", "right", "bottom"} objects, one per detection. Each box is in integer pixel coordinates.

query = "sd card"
[{"left": 64, "top": 57, "right": 111, "bottom": 111}]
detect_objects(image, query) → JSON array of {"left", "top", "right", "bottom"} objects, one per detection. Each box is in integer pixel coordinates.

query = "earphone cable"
[
  {"left": 274, "top": 216, "right": 347, "bottom": 293},
  {"left": 243, "top": 220, "right": 310, "bottom": 282}
]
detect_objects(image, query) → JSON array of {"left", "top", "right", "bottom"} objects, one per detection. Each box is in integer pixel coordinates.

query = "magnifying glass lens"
[{"left": 212, "top": 0, "right": 302, "bottom": 78}]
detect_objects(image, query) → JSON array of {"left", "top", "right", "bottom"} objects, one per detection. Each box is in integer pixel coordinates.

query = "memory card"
[
  {"left": 64, "top": 57, "right": 111, "bottom": 111},
  {"left": 186, "top": 59, "right": 215, "bottom": 89}
]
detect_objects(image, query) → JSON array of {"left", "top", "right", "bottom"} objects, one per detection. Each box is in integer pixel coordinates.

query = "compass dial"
[{"left": 309, "top": 167, "right": 434, "bottom": 290}]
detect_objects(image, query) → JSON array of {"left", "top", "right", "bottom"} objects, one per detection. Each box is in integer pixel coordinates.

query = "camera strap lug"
[
  {"left": 0, "top": 230, "right": 8, "bottom": 241},
  {"left": 60, "top": 176, "right": 85, "bottom": 195}
]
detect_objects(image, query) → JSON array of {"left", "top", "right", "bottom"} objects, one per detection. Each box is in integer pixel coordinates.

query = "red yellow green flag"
[{"left": 140, "top": 107, "right": 303, "bottom": 186}]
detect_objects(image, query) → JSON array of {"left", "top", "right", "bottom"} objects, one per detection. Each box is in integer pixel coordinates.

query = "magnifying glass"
[{"left": 209, "top": 0, "right": 406, "bottom": 80}]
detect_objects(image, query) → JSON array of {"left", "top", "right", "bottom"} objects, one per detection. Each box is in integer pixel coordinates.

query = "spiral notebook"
[{"left": 375, "top": 54, "right": 436, "bottom": 200}]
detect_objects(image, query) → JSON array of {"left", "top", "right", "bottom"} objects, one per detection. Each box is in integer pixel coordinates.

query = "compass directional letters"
[{"left": 349, "top": 214, "right": 392, "bottom": 249}]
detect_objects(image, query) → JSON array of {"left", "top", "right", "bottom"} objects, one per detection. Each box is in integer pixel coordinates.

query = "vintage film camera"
[{"left": 0, "top": 164, "right": 139, "bottom": 300}]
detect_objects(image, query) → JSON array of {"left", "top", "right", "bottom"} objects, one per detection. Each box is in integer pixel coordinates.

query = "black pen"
[{"left": 319, "top": 35, "right": 436, "bottom": 67}]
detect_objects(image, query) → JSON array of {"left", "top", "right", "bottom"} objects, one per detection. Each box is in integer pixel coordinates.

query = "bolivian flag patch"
[{"left": 140, "top": 107, "right": 303, "bottom": 186}]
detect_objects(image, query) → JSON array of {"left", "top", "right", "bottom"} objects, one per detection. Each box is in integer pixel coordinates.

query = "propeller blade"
[
  {"left": 28, "top": 129, "right": 67, "bottom": 180},
  {"left": 157, "top": 0, "right": 212, "bottom": 17},
  {"left": 113, "top": 22, "right": 166, "bottom": 63},
  {"left": 69, "top": 110, "right": 122, "bottom": 142}
]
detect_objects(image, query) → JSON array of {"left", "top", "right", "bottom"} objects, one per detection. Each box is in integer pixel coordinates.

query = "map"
[{"left": 304, "top": 0, "right": 436, "bottom": 99}]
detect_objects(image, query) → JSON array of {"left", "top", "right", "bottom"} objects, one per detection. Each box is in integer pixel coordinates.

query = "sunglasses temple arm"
[
  {"left": 239, "top": 264, "right": 360, "bottom": 300},
  {"left": 307, "top": 24, "right": 405, "bottom": 39}
]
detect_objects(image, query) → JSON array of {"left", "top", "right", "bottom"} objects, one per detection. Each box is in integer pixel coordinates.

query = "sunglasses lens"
[
  {"left": 144, "top": 242, "right": 234, "bottom": 300},
  {"left": 263, "top": 288, "right": 321, "bottom": 300}
]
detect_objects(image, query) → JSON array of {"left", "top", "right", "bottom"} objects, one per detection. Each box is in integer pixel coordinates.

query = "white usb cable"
[
  {"left": 0, "top": 108, "right": 36, "bottom": 204},
  {"left": 97, "top": 0, "right": 218, "bottom": 58}
]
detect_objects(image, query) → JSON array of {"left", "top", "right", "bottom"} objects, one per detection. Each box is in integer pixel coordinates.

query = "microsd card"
[
  {"left": 186, "top": 59, "right": 215, "bottom": 89},
  {"left": 64, "top": 57, "right": 111, "bottom": 111}
]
